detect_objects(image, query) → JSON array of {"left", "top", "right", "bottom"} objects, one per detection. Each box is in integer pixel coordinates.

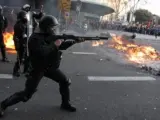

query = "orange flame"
[
  {"left": 3, "top": 32, "right": 16, "bottom": 54},
  {"left": 92, "top": 40, "right": 104, "bottom": 46},
  {"left": 108, "top": 36, "right": 160, "bottom": 64}
]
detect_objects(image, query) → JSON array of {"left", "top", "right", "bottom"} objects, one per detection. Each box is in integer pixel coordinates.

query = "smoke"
[
  {"left": 2, "top": 0, "right": 29, "bottom": 7},
  {"left": 43, "top": 0, "right": 59, "bottom": 17},
  {"left": 41, "top": 0, "right": 100, "bottom": 35}
]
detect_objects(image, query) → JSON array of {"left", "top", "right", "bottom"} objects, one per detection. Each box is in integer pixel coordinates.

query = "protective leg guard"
[
  {"left": 59, "top": 79, "right": 76, "bottom": 112},
  {"left": 0, "top": 103, "right": 5, "bottom": 117}
]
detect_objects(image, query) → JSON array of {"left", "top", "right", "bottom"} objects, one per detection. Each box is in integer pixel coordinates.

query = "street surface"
[{"left": 0, "top": 32, "right": 160, "bottom": 120}]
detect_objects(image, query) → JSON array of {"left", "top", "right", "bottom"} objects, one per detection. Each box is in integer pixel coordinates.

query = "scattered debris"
[
  {"left": 76, "top": 73, "right": 81, "bottom": 76},
  {"left": 14, "top": 108, "right": 18, "bottom": 111},
  {"left": 6, "top": 86, "right": 10, "bottom": 89}
]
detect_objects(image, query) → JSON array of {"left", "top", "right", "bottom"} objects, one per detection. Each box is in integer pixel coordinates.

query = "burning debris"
[
  {"left": 108, "top": 35, "right": 160, "bottom": 64},
  {"left": 3, "top": 32, "right": 16, "bottom": 53},
  {"left": 92, "top": 40, "right": 104, "bottom": 46},
  {"left": 91, "top": 34, "right": 160, "bottom": 75},
  {"left": 3, "top": 31, "right": 160, "bottom": 75}
]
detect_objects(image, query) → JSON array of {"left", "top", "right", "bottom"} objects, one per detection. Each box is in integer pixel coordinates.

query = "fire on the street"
[
  {"left": 4, "top": 32, "right": 160, "bottom": 64},
  {"left": 92, "top": 40, "right": 104, "bottom": 46},
  {"left": 92, "top": 35, "right": 160, "bottom": 64},
  {"left": 3, "top": 32, "right": 16, "bottom": 53}
]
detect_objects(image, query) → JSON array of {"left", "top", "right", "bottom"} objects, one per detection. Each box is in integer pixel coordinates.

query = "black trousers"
[
  {"left": 13, "top": 46, "right": 29, "bottom": 74},
  {"left": 1, "top": 67, "right": 71, "bottom": 109},
  {"left": 0, "top": 32, "right": 7, "bottom": 60}
]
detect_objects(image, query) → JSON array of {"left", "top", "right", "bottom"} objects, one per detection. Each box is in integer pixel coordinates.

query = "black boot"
[
  {"left": 2, "top": 58, "right": 9, "bottom": 62},
  {"left": 60, "top": 102, "right": 76, "bottom": 112},
  {"left": 0, "top": 92, "right": 23, "bottom": 117},
  {"left": 1, "top": 47, "right": 9, "bottom": 62},
  {"left": 59, "top": 85, "right": 76, "bottom": 112},
  {"left": 0, "top": 103, "right": 5, "bottom": 117},
  {"left": 0, "top": 91, "right": 24, "bottom": 116}
]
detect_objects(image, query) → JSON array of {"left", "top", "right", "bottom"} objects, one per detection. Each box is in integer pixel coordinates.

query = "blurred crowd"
[
  {"left": 124, "top": 25, "right": 160, "bottom": 36},
  {"left": 82, "top": 19, "right": 160, "bottom": 36},
  {"left": 2, "top": 7, "right": 160, "bottom": 37},
  {"left": 82, "top": 20, "right": 125, "bottom": 31}
]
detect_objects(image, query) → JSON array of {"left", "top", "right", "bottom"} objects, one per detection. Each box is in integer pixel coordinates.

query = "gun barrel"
[
  {"left": 82, "top": 36, "right": 109, "bottom": 40},
  {"left": 54, "top": 34, "right": 109, "bottom": 41}
]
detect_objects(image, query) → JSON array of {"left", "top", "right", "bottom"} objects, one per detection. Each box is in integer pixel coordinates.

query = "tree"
[
  {"left": 134, "top": 9, "right": 152, "bottom": 23},
  {"left": 158, "top": 19, "right": 160, "bottom": 25},
  {"left": 127, "top": 12, "right": 131, "bottom": 22},
  {"left": 104, "top": 0, "right": 129, "bottom": 20}
]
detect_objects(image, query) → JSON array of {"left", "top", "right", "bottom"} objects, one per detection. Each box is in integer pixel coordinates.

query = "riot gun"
[{"left": 53, "top": 34, "right": 111, "bottom": 41}]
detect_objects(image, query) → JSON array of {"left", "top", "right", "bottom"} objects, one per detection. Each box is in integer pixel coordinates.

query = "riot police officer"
[
  {"left": 13, "top": 11, "right": 28, "bottom": 77},
  {"left": 21, "top": 4, "right": 44, "bottom": 75},
  {"left": 21, "top": 4, "right": 44, "bottom": 31},
  {"left": 0, "top": 5, "right": 9, "bottom": 62},
  {"left": 0, "top": 15, "right": 84, "bottom": 117}
]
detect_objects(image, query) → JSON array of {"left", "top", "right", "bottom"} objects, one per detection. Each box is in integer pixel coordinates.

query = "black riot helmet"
[
  {"left": 17, "top": 11, "right": 27, "bottom": 23},
  {"left": 39, "top": 15, "right": 59, "bottom": 34},
  {"left": 0, "top": 5, "right": 3, "bottom": 15},
  {"left": 22, "top": 4, "right": 31, "bottom": 12}
]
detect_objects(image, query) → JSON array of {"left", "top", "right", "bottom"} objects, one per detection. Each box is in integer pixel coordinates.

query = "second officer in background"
[{"left": 13, "top": 11, "right": 27, "bottom": 77}]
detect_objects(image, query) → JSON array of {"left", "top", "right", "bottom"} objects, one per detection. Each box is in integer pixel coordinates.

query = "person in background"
[{"left": 0, "top": 5, "right": 9, "bottom": 62}]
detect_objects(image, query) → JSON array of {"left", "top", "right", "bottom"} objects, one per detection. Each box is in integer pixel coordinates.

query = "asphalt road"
[{"left": 0, "top": 40, "right": 160, "bottom": 120}]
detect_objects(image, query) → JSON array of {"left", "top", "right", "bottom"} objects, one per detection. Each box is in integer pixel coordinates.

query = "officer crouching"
[{"left": 0, "top": 15, "right": 84, "bottom": 117}]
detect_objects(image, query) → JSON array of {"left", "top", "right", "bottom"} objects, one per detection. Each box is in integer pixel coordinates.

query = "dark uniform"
[
  {"left": 13, "top": 11, "right": 28, "bottom": 77},
  {"left": 0, "top": 15, "right": 84, "bottom": 117},
  {"left": 20, "top": 4, "right": 44, "bottom": 75},
  {"left": 0, "top": 5, "right": 9, "bottom": 62}
]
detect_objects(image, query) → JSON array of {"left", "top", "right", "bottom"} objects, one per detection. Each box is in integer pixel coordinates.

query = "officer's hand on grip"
[{"left": 54, "top": 39, "right": 62, "bottom": 47}]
